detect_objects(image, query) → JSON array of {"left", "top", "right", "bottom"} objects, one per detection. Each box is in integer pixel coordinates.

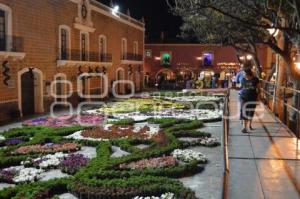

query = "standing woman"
[{"left": 239, "top": 68, "right": 260, "bottom": 133}]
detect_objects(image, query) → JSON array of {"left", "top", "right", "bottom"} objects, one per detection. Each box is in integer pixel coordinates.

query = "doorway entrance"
[
  {"left": 18, "top": 67, "right": 44, "bottom": 117},
  {"left": 21, "top": 71, "right": 35, "bottom": 116}
]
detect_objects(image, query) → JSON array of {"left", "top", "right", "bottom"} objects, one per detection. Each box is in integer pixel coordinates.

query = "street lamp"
[{"left": 112, "top": 5, "right": 119, "bottom": 17}]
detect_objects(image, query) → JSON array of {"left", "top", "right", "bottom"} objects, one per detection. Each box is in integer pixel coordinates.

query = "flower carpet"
[{"left": 0, "top": 94, "right": 223, "bottom": 199}]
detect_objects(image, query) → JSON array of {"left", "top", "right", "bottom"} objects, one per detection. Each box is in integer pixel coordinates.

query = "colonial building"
[
  {"left": 144, "top": 43, "right": 268, "bottom": 87},
  {"left": 0, "top": 0, "right": 145, "bottom": 123}
]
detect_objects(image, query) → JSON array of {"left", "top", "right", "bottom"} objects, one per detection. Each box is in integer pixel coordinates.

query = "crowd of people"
[{"left": 154, "top": 65, "right": 260, "bottom": 134}]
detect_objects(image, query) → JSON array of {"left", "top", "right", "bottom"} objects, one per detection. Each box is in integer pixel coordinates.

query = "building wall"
[
  {"left": 144, "top": 43, "right": 268, "bottom": 85},
  {"left": 0, "top": 0, "right": 144, "bottom": 123}
]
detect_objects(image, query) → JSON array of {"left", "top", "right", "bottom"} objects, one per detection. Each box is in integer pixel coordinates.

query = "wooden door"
[{"left": 21, "top": 72, "right": 35, "bottom": 116}]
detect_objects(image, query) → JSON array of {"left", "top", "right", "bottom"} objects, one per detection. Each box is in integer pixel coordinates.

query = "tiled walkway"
[{"left": 228, "top": 91, "right": 300, "bottom": 199}]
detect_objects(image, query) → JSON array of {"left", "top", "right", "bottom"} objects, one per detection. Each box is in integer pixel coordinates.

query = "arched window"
[
  {"left": 80, "top": 32, "right": 89, "bottom": 61},
  {"left": 99, "top": 35, "right": 107, "bottom": 61},
  {"left": 58, "top": 25, "right": 71, "bottom": 60},
  {"left": 121, "top": 38, "right": 127, "bottom": 60},
  {"left": 0, "top": 4, "right": 12, "bottom": 51}
]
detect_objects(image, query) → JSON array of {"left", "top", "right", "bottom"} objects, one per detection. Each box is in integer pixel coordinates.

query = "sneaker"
[
  {"left": 241, "top": 128, "right": 248, "bottom": 134},
  {"left": 249, "top": 126, "right": 254, "bottom": 131}
]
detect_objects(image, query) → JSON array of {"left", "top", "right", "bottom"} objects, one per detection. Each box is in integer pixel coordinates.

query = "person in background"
[
  {"left": 212, "top": 76, "right": 217, "bottom": 88},
  {"left": 235, "top": 66, "right": 245, "bottom": 88},
  {"left": 239, "top": 68, "right": 260, "bottom": 133},
  {"left": 185, "top": 76, "right": 194, "bottom": 89}
]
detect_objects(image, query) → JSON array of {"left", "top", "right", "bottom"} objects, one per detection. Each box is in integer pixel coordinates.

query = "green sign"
[{"left": 161, "top": 53, "right": 171, "bottom": 66}]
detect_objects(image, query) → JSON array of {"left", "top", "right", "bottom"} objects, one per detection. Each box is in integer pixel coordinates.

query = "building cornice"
[
  {"left": 145, "top": 43, "right": 224, "bottom": 47},
  {"left": 68, "top": 0, "right": 145, "bottom": 32}
]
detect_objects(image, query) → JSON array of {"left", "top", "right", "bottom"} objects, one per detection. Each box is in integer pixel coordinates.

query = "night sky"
[{"left": 98, "top": 0, "right": 183, "bottom": 43}]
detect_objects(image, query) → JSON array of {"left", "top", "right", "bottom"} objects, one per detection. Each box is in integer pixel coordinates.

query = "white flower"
[
  {"left": 172, "top": 149, "right": 207, "bottom": 163},
  {"left": 162, "top": 96, "right": 221, "bottom": 102},
  {"left": 133, "top": 193, "right": 175, "bottom": 199},
  {"left": 33, "top": 152, "right": 67, "bottom": 169},
  {"left": 133, "top": 123, "right": 160, "bottom": 139},
  {"left": 0, "top": 135, "right": 5, "bottom": 141},
  {"left": 112, "top": 109, "right": 222, "bottom": 121},
  {"left": 12, "top": 168, "right": 44, "bottom": 183}
]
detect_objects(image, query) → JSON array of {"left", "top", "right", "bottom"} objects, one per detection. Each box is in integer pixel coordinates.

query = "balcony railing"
[
  {"left": 121, "top": 53, "right": 143, "bottom": 61},
  {"left": 58, "top": 48, "right": 112, "bottom": 63},
  {"left": 0, "top": 35, "right": 24, "bottom": 52}
]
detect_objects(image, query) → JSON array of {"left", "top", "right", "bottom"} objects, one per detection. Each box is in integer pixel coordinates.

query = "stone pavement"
[{"left": 228, "top": 90, "right": 300, "bottom": 199}]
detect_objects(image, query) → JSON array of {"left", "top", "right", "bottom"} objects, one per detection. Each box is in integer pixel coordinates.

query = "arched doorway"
[
  {"left": 116, "top": 68, "right": 125, "bottom": 94},
  {"left": 18, "top": 68, "right": 44, "bottom": 117},
  {"left": 155, "top": 69, "right": 175, "bottom": 81},
  {"left": 178, "top": 69, "right": 195, "bottom": 80}
]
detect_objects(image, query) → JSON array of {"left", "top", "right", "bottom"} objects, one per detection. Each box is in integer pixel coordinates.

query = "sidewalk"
[{"left": 228, "top": 90, "right": 300, "bottom": 199}]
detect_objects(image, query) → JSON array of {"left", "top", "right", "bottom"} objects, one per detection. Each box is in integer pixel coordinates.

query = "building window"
[
  {"left": 61, "top": 29, "right": 67, "bottom": 59},
  {"left": 81, "top": 32, "right": 89, "bottom": 61},
  {"left": 0, "top": 4, "right": 12, "bottom": 51},
  {"left": 99, "top": 35, "right": 107, "bottom": 61},
  {"left": 0, "top": 10, "right": 6, "bottom": 51},
  {"left": 121, "top": 38, "right": 127, "bottom": 59},
  {"left": 202, "top": 52, "right": 213, "bottom": 66},
  {"left": 59, "top": 25, "right": 71, "bottom": 60}
]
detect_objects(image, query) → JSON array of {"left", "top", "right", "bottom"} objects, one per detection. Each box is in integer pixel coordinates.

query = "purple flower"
[
  {"left": 59, "top": 154, "right": 89, "bottom": 175},
  {"left": 0, "top": 169, "right": 16, "bottom": 183},
  {"left": 5, "top": 138, "right": 24, "bottom": 146}
]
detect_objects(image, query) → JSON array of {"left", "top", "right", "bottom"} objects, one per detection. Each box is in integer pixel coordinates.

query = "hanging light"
[
  {"left": 246, "top": 54, "right": 253, "bottom": 60},
  {"left": 239, "top": 56, "right": 245, "bottom": 61},
  {"left": 267, "top": 28, "right": 279, "bottom": 37}
]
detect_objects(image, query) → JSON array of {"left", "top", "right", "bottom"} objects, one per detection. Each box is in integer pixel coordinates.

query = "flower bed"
[
  {"left": 180, "top": 137, "right": 221, "bottom": 148},
  {"left": 23, "top": 114, "right": 106, "bottom": 127},
  {"left": 0, "top": 114, "right": 217, "bottom": 198},
  {"left": 113, "top": 109, "right": 222, "bottom": 122},
  {"left": 119, "top": 156, "right": 177, "bottom": 170},
  {"left": 13, "top": 143, "right": 80, "bottom": 155},
  {"left": 162, "top": 95, "right": 221, "bottom": 102},
  {"left": 59, "top": 154, "right": 90, "bottom": 175},
  {"left": 93, "top": 98, "right": 187, "bottom": 114},
  {"left": 22, "top": 152, "right": 68, "bottom": 169},
  {"left": 66, "top": 123, "right": 162, "bottom": 142},
  {"left": 172, "top": 149, "right": 207, "bottom": 164},
  {"left": 0, "top": 166, "right": 44, "bottom": 183},
  {"left": 4, "top": 138, "right": 25, "bottom": 146},
  {"left": 133, "top": 192, "right": 176, "bottom": 199}
]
